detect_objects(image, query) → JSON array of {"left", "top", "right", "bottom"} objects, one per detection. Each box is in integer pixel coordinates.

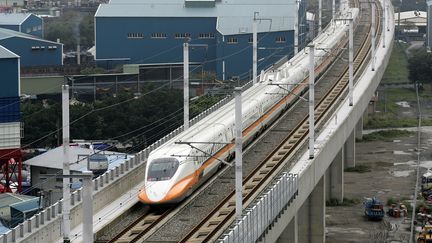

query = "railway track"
[
  {"left": 179, "top": 1, "right": 382, "bottom": 242},
  {"left": 106, "top": 207, "right": 172, "bottom": 243},
  {"left": 104, "top": 1, "right": 382, "bottom": 242}
]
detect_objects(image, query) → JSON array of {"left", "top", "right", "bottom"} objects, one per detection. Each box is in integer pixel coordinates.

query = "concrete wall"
[{"left": 20, "top": 76, "right": 63, "bottom": 95}]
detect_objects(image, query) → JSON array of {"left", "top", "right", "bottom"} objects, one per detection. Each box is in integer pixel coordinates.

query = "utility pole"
[
  {"left": 183, "top": 43, "right": 207, "bottom": 129},
  {"left": 253, "top": 12, "right": 258, "bottom": 84},
  {"left": 62, "top": 84, "right": 71, "bottom": 243},
  {"left": 183, "top": 43, "right": 190, "bottom": 130},
  {"left": 48, "top": 172, "right": 94, "bottom": 243},
  {"left": 294, "top": 1, "right": 299, "bottom": 54},
  {"left": 308, "top": 45, "right": 315, "bottom": 159},
  {"left": 349, "top": 19, "right": 354, "bottom": 106},
  {"left": 234, "top": 87, "right": 243, "bottom": 219},
  {"left": 318, "top": 0, "right": 322, "bottom": 33},
  {"left": 333, "top": 0, "right": 336, "bottom": 20},
  {"left": 371, "top": 1, "right": 376, "bottom": 71},
  {"left": 82, "top": 171, "right": 94, "bottom": 243},
  {"left": 382, "top": 2, "right": 386, "bottom": 48}
]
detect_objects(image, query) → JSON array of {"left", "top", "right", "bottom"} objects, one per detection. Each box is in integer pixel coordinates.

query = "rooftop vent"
[{"left": 185, "top": 0, "right": 216, "bottom": 8}]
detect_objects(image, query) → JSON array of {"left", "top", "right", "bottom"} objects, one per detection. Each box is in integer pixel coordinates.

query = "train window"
[{"left": 147, "top": 158, "right": 179, "bottom": 181}]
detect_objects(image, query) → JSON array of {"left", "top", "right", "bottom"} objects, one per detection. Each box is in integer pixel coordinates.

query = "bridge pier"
[
  {"left": 355, "top": 117, "right": 363, "bottom": 140},
  {"left": 276, "top": 214, "right": 298, "bottom": 243},
  {"left": 275, "top": 177, "right": 325, "bottom": 243},
  {"left": 325, "top": 148, "right": 344, "bottom": 202},
  {"left": 344, "top": 130, "right": 356, "bottom": 168},
  {"left": 299, "top": 176, "right": 325, "bottom": 243}
]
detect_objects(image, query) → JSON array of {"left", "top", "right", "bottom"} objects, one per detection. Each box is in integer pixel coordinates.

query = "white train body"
[{"left": 139, "top": 6, "right": 359, "bottom": 204}]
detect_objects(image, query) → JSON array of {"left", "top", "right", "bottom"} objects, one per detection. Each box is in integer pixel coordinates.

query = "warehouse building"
[
  {"left": 0, "top": 28, "right": 63, "bottom": 67},
  {"left": 0, "top": 45, "right": 22, "bottom": 193},
  {"left": 0, "top": 13, "right": 43, "bottom": 38},
  {"left": 95, "top": 0, "right": 306, "bottom": 80},
  {"left": 24, "top": 145, "right": 130, "bottom": 206}
]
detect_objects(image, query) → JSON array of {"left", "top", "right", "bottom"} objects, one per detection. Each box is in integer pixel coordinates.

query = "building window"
[
  {"left": 199, "top": 33, "right": 215, "bottom": 39},
  {"left": 151, "top": 33, "right": 167, "bottom": 39},
  {"left": 37, "top": 25, "right": 42, "bottom": 30},
  {"left": 32, "top": 26, "right": 37, "bottom": 31},
  {"left": 26, "top": 28, "right": 31, "bottom": 33},
  {"left": 127, "top": 33, "right": 144, "bottom": 39},
  {"left": 31, "top": 46, "right": 40, "bottom": 50},
  {"left": 48, "top": 45, "right": 58, "bottom": 50},
  {"left": 227, "top": 37, "right": 238, "bottom": 44},
  {"left": 248, "top": 37, "right": 253, "bottom": 43},
  {"left": 276, "top": 36, "right": 286, "bottom": 43},
  {"left": 175, "top": 33, "right": 191, "bottom": 39}
]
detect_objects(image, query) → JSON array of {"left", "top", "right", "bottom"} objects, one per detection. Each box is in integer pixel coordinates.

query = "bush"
[
  {"left": 326, "top": 197, "right": 359, "bottom": 207},
  {"left": 345, "top": 165, "right": 371, "bottom": 173},
  {"left": 361, "top": 130, "right": 414, "bottom": 142}
]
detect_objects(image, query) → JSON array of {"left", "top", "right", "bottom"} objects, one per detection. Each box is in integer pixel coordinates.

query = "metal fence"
[{"left": 218, "top": 173, "right": 298, "bottom": 243}]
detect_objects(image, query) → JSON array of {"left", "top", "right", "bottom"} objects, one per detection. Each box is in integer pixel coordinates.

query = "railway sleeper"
[
  {"left": 131, "top": 227, "right": 146, "bottom": 234},
  {"left": 265, "top": 163, "right": 277, "bottom": 169},
  {"left": 116, "top": 238, "right": 132, "bottom": 243},
  {"left": 245, "top": 184, "right": 255, "bottom": 190}
]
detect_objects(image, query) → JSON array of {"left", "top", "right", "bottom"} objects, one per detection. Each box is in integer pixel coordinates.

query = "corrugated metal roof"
[
  {"left": 24, "top": 146, "right": 131, "bottom": 172},
  {"left": 395, "top": 11, "right": 427, "bottom": 20},
  {"left": 10, "top": 198, "right": 40, "bottom": 213},
  {"left": 0, "top": 27, "right": 63, "bottom": 45},
  {"left": 96, "top": 0, "right": 295, "bottom": 35},
  {"left": 0, "top": 45, "right": 18, "bottom": 59},
  {"left": 0, "top": 193, "right": 35, "bottom": 208},
  {"left": 0, "top": 13, "right": 32, "bottom": 25}
]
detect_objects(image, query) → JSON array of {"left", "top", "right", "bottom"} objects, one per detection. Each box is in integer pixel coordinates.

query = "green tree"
[
  {"left": 44, "top": 11, "right": 94, "bottom": 50},
  {"left": 408, "top": 52, "right": 432, "bottom": 85},
  {"left": 21, "top": 88, "right": 222, "bottom": 151}
]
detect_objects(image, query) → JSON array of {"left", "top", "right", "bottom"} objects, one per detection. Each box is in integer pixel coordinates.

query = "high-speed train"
[{"left": 139, "top": 5, "right": 359, "bottom": 204}]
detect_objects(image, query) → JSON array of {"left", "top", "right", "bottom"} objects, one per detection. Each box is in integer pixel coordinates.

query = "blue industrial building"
[
  {"left": 0, "top": 44, "right": 20, "bottom": 133},
  {"left": 0, "top": 45, "right": 20, "bottom": 124},
  {"left": 95, "top": 0, "right": 306, "bottom": 80},
  {"left": 0, "top": 13, "right": 43, "bottom": 38},
  {"left": 0, "top": 28, "right": 63, "bottom": 67},
  {"left": 0, "top": 45, "right": 21, "bottom": 187}
]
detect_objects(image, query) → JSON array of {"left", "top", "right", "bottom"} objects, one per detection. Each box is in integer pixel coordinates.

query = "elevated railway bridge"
[{"left": 1, "top": 0, "right": 394, "bottom": 241}]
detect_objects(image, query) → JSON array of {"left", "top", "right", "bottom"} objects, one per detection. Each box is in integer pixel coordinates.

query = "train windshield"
[{"left": 147, "top": 158, "right": 179, "bottom": 181}]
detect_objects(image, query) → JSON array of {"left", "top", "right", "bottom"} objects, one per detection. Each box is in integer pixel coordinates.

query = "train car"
[{"left": 139, "top": 5, "right": 360, "bottom": 204}]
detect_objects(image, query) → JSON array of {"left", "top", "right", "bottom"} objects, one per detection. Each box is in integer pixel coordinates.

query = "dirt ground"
[{"left": 325, "top": 127, "right": 432, "bottom": 243}]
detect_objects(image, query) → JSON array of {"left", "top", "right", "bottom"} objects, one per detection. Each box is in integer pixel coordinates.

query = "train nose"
[{"left": 146, "top": 181, "right": 171, "bottom": 202}]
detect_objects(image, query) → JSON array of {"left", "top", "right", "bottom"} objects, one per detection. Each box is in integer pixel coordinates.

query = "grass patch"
[
  {"left": 326, "top": 197, "right": 360, "bottom": 207},
  {"left": 344, "top": 164, "right": 371, "bottom": 173},
  {"left": 381, "top": 43, "right": 410, "bottom": 84},
  {"left": 386, "top": 196, "right": 410, "bottom": 206},
  {"left": 361, "top": 129, "right": 414, "bottom": 142},
  {"left": 366, "top": 87, "right": 432, "bottom": 129}
]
